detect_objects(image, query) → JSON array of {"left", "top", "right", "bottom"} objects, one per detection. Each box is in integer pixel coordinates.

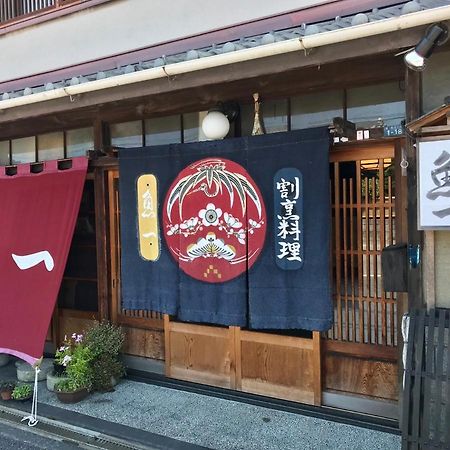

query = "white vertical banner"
[{"left": 418, "top": 139, "right": 450, "bottom": 229}]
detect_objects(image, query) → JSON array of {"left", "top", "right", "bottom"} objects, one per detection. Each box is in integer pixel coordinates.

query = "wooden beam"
[
  {"left": 423, "top": 230, "right": 436, "bottom": 311},
  {"left": 0, "top": 27, "right": 420, "bottom": 133},
  {"left": 405, "top": 67, "right": 423, "bottom": 310},
  {"left": 94, "top": 167, "right": 110, "bottom": 321},
  {"left": 323, "top": 339, "right": 398, "bottom": 361}
]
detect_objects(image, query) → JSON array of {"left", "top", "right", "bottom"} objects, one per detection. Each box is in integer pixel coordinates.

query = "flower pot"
[
  {"left": 16, "top": 358, "right": 53, "bottom": 382},
  {"left": 55, "top": 388, "right": 89, "bottom": 404},
  {"left": 0, "top": 390, "right": 13, "bottom": 401},
  {"left": 46, "top": 372, "right": 69, "bottom": 392},
  {"left": 12, "top": 394, "right": 32, "bottom": 402}
]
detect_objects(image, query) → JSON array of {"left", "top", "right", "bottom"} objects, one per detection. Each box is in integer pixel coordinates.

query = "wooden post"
[
  {"left": 233, "top": 326, "right": 242, "bottom": 391},
  {"left": 312, "top": 331, "right": 322, "bottom": 406},
  {"left": 163, "top": 314, "right": 171, "bottom": 377},
  {"left": 423, "top": 230, "right": 436, "bottom": 310},
  {"left": 93, "top": 119, "right": 110, "bottom": 321},
  {"left": 405, "top": 68, "right": 423, "bottom": 310}
]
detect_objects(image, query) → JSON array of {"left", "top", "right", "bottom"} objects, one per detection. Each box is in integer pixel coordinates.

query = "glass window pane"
[
  {"left": 12, "top": 136, "right": 35, "bottom": 164},
  {"left": 262, "top": 99, "right": 289, "bottom": 134},
  {"left": 38, "top": 131, "right": 64, "bottom": 161},
  {"left": 0, "top": 141, "right": 9, "bottom": 165},
  {"left": 291, "top": 90, "right": 344, "bottom": 130},
  {"left": 145, "top": 115, "right": 181, "bottom": 146},
  {"left": 347, "top": 82, "right": 405, "bottom": 127},
  {"left": 183, "top": 112, "right": 208, "bottom": 143},
  {"left": 111, "top": 121, "right": 143, "bottom": 148},
  {"left": 66, "top": 127, "right": 94, "bottom": 157},
  {"left": 240, "top": 99, "right": 289, "bottom": 135}
]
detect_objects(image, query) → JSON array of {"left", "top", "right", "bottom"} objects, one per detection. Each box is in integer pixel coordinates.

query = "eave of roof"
[{"left": 0, "top": 0, "right": 447, "bottom": 104}]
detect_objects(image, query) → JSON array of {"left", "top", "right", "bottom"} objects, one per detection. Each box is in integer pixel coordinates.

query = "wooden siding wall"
[{"left": 164, "top": 316, "right": 322, "bottom": 405}]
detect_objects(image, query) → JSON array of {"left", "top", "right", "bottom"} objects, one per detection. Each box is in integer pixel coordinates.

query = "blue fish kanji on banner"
[{"left": 119, "top": 128, "right": 332, "bottom": 331}]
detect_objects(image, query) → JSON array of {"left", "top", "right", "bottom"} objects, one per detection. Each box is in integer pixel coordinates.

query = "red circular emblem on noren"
[{"left": 163, "top": 158, "right": 266, "bottom": 283}]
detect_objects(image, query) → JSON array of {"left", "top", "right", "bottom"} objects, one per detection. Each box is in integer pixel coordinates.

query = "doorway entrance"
[{"left": 324, "top": 140, "right": 405, "bottom": 418}]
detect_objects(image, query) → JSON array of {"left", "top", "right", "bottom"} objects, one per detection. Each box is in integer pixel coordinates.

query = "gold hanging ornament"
[{"left": 252, "top": 93, "right": 265, "bottom": 136}]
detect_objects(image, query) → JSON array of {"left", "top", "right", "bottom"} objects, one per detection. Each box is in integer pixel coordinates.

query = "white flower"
[
  {"left": 236, "top": 229, "right": 246, "bottom": 245},
  {"left": 249, "top": 219, "right": 261, "bottom": 229},
  {"left": 62, "top": 355, "right": 72, "bottom": 367},
  {"left": 180, "top": 217, "right": 199, "bottom": 230},
  {"left": 71, "top": 333, "right": 76, "bottom": 339},
  {"left": 59, "top": 346, "right": 67, "bottom": 352},
  {"left": 224, "top": 212, "right": 242, "bottom": 228},
  {"left": 75, "top": 334, "right": 83, "bottom": 343},
  {"left": 167, "top": 223, "right": 179, "bottom": 236},
  {"left": 199, "top": 203, "right": 222, "bottom": 227}
]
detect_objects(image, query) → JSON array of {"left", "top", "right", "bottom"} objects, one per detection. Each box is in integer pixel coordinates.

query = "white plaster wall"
[{"left": 0, "top": 0, "right": 327, "bottom": 82}]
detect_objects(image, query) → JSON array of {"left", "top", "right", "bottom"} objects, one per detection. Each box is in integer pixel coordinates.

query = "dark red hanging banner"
[{"left": 0, "top": 157, "right": 88, "bottom": 365}]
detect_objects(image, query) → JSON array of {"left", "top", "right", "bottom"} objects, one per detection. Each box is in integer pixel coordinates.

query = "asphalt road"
[{"left": 0, "top": 420, "right": 80, "bottom": 449}]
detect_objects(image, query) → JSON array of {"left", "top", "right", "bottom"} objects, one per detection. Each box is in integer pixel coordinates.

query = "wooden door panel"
[{"left": 326, "top": 142, "right": 401, "bottom": 404}]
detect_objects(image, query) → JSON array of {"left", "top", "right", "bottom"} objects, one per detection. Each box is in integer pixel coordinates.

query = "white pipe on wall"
[{"left": 2, "top": 5, "right": 450, "bottom": 111}]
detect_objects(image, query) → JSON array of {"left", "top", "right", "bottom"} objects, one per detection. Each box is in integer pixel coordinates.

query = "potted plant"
[
  {"left": 54, "top": 339, "right": 94, "bottom": 403},
  {"left": 84, "top": 321, "right": 126, "bottom": 392},
  {"left": 0, "top": 381, "right": 16, "bottom": 401},
  {"left": 11, "top": 384, "right": 32, "bottom": 401}
]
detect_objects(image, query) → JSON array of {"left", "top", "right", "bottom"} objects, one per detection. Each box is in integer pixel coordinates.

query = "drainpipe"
[{"left": 1, "top": 5, "right": 450, "bottom": 111}]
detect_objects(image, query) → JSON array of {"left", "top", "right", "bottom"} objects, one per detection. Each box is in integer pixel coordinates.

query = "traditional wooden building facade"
[{"left": 1, "top": 0, "right": 450, "bottom": 422}]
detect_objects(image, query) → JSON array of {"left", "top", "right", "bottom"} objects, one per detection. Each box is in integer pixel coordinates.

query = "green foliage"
[
  {"left": 54, "top": 321, "right": 126, "bottom": 394},
  {"left": 84, "top": 321, "right": 125, "bottom": 358},
  {"left": 63, "top": 344, "right": 95, "bottom": 391},
  {"left": 84, "top": 321, "right": 126, "bottom": 391},
  {"left": 11, "top": 384, "right": 32, "bottom": 400}
]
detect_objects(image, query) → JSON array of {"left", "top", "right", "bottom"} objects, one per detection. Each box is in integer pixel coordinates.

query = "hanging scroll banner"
[
  {"left": 137, "top": 174, "right": 160, "bottom": 261},
  {"left": 0, "top": 158, "right": 88, "bottom": 365},
  {"left": 274, "top": 168, "right": 303, "bottom": 270}
]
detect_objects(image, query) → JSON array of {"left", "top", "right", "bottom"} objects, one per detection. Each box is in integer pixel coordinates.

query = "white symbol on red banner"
[{"left": 12, "top": 251, "right": 55, "bottom": 272}]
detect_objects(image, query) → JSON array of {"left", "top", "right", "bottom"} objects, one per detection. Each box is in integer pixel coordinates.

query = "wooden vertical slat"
[
  {"left": 364, "top": 177, "right": 371, "bottom": 343},
  {"left": 410, "top": 309, "right": 426, "bottom": 450},
  {"left": 433, "top": 310, "right": 446, "bottom": 447},
  {"left": 371, "top": 176, "right": 379, "bottom": 345},
  {"left": 233, "top": 326, "right": 242, "bottom": 390},
  {"left": 108, "top": 171, "right": 119, "bottom": 324},
  {"left": 342, "top": 178, "right": 349, "bottom": 341},
  {"left": 312, "top": 331, "right": 322, "bottom": 406},
  {"left": 401, "top": 310, "right": 416, "bottom": 450},
  {"left": 420, "top": 309, "right": 435, "bottom": 445},
  {"left": 379, "top": 159, "right": 387, "bottom": 346},
  {"left": 356, "top": 159, "right": 364, "bottom": 344},
  {"left": 334, "top": 163, "right": 342, "bottom": 340},
  {"left": 349, "top": 178, "right": 356, "bottom": 343},
  {"left": 164, "top": 314, "right": 171, "bottom": 376},
  {"left": 94, "top": 167, "right": 109, "bottom": 321}
]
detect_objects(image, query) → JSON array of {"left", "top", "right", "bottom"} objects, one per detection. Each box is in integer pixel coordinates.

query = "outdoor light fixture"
[
  {"left": 404, "top": 23, "right": 448, "bottom": 71},
  {"left": 201, "top": 102, "right": 239, "bottom": 140}
]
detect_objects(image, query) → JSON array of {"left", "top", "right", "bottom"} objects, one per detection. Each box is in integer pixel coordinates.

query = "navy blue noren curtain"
[{"left": 119, "top": 128, "right": 332, "bottom": 331}]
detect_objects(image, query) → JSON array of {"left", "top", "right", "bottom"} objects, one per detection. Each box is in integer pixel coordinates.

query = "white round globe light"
[{"left": 201, "top": 110, "right": 230, "bottom": 140}]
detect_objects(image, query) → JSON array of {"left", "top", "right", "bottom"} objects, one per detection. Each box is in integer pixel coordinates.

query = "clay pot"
[
  {"left": 47, "top": 372, "right": 69, "bottom": 392},
  {"left": 0, "top": 389, "right": 13, "bottom": 401},
  {"left": 55, "top": 388, "right": 89, "bottom": 404}
]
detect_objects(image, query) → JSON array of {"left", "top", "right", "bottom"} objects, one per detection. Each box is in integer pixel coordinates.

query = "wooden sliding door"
[{"left": 325, "top": 141, "right": 404, "bottom": 410}]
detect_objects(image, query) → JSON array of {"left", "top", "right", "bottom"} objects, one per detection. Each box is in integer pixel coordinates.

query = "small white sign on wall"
[{"left": 418, "top": 139, "right": 450, "bottom": 229}]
